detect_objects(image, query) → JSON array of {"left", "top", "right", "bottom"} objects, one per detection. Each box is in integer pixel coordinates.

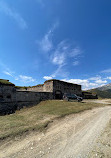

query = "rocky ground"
[{"left": 88, "top": 119, "right": 111, "bottom": 158}]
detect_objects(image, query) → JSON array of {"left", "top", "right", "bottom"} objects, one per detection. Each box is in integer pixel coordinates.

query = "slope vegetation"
[
  {"left": 88, "top": 89, "right": 111, "bottom": 98},
  {"left": 88, "top": 83, "right": 111, "bottom": 98},
  {"left": 0, "top": 100, "right": 105, "bottom": 140}
]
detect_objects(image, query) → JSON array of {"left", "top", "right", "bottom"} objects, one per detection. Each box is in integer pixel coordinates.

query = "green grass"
[
  {"left": 15, "top": 84, "right": 43, "bottom": 89},
  {"left": 0, "top": 79, "right": 14, "bottom": 86},
  {"left": 88, "top": 89, "right": 111, "bottom": 99},
  {"left": 0, "top": 100, "right": 107, "bottom": 140},
  {"left": 15, "top": 86, "right": 29, "bottom": 89}
]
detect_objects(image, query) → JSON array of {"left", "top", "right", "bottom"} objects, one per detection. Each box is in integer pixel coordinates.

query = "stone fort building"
[
  {"left": 19, "top": 79, "right": 82, "bottom": 99},
  {"left": 0, "top": 79, "right": 81, "bottom": 107},
  {"left": 0, "top": 79, "right": 97, "bottom": 115},
  {"left": 0, "top": 79, "right": 82, "bottom": 114}
]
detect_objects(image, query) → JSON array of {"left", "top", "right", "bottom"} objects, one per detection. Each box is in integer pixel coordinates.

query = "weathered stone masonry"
[
  {"left": 0, "top": 79, "right": 82, "bottom": 115},
  {"left": 21, "top": 79, "right": 82, "bottom": 99}
]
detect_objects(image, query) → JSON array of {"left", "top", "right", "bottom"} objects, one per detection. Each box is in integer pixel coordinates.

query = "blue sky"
[{"left": 0, "top": 0, "right": 111, "bottom": 90}]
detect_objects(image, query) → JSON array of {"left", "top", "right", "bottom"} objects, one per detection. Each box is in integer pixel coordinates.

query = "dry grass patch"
[{"left": 0, "top": 100, "right": 107, "bottom": 140}]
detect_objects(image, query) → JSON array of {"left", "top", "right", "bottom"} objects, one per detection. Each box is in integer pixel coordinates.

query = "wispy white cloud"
[
  {"left": 38, "top": 30, "right": 53, "bottom": 53},
  {"left": 106, "top": 76, "right": 111, "bottom": 80},
  {"left": 50, "top": 41, "right": 82, "bottom": 67},
  {"left": 0, "top": 60, "right": 37, "bottom": 84},
  {"left": 70, "top": 47, "right": 82, "bottom": 57},
  {"left": 3, "top": 70, "right": 14, "bottom": 77},
  {"left": 89, "top": 76, "right": 101, "bottom": 81},
  {"left": 95, "top": 79, "right": 107, "bottom": 84},
  {"left": 50, "top": 40, "right": 82, "bottom": 78},
  {"left": 52, "top": 52, "right": 66, "bottom": 66},
  {"left": 37, "top": 22, "right": 59, "bottom": 53},
  {"left": 101, "top": 68, "right": 111, "bottom": 73},
  {"left": 89, "top": 76, "right": 107, "bottom": 84},
  {"left": 43, "top": 76, "right": 52, "bottom": 80},
  {"left": 51, "top": 41, "right": 67, "bottom": 66},
  {"left": 43, "top": 64, "right": 69, "bottom": 80},
  {"left": 73, "top": 61, "right": 79, "bottom": 66},
  {"left": 37, "top": 22, "right": 82, "bottom": 78},
  {"left": 16, "top": 75, "right": 36, "bottom": 83},
  {"left": 0, "top": 61, "right": 15, "bottom": 77},
  {"left": 51, "top": 65, "right": 69, "bottom": 78},
  {"left": 0, "top": 1, "right": 27, "bottom": 29}
]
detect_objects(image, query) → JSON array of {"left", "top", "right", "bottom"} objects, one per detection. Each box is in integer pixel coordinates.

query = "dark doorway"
[{"left": 55, "top": 90, "right": 63, "bottom": 99}]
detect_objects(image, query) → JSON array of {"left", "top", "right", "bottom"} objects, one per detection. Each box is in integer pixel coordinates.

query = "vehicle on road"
[{"left": 63, "top": 93, "right": 83, "bottom": 102}]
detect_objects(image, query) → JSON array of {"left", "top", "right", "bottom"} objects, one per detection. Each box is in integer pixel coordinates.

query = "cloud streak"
[
  {"left": 38, "top": 30, "right": 53, "bottom": 53},
  {"left": 37, "top": 22, "right": 82, "bottom": 79},
  {"left": 0, "top": 60, "right": 37, "bottom": 85},
  {"left": 15, "top": 75, "right": 36, "bottom": 83},
  {"left": 70, "top": 47, "right": 82, "bottom": 57},
  {"left": 49, "top": 40, "right": 82, "bottom": 78},
  {"left": 0, "top": 1, "right": 27, "bottom": 29},
  {"left": 37, "top": 22, "right": 59, "bottom": 53},
  {"left": 43, "top": 76, "right": 52, "bottom": 80},
  {"left": 101, "top": 68, "right": 111, "bottom": 73},
  {"left": 73, "top": 61, "right": 79, "bottom": 66},
  {"left": 51, "top": 41, "right": 67, "bottom": 66},
  {"left": 0, "top": 61, "right": 15, "bottom": 77},
  {"left": 3, "top": 70, "right": 14, "bottom": 77}
]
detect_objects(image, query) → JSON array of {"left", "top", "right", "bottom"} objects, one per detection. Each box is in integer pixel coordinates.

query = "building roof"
[
  {"left": 0, "top": 79, "right": 15, "bottom": 86},
  {"left": 44, "top": 79, "right": 81, "bottom": 86}
]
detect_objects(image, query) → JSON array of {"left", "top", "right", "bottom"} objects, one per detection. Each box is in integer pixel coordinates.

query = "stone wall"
[
  {"left": 16, "top": 91, "right": 53, "bottom": 102},
  {"left": 0, "top": 79, "right": 82, "bottom": 115},
  {"left": 15, "top": 91, "right": 53, "bottom": 109},
  {"left": 53, "top": 80, "right": 82, "bottom": 96},
  {"left": 42, "top": 80, "right": 82, "bottom": 99},
  {"left": 16, "top": 80, "right": 82, "bottom": 97},
  {"left": 0, "top": 85, "right": 17, "bottom": 115},
  {"left": 16, "top": 85, "right": 44, "bottom": 92},
  {"left": 43, "top": 81, "right": 53, "bottom": 92},
  {"left": 0, "top": 84, "right": 53, "bottom": 115},
  {"left": 0, "top": 85, "right": 16, "bottom": 103},
  {"left": 27, "top": 85, "right": 44, "bottom": 92}
]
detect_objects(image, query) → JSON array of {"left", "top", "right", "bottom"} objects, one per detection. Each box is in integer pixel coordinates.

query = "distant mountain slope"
[
  {"left": 96, "top": 83, "right": 111, "bottom": 91},
  {"left": 88, "top": 83, "right": 111, "bottom": 98}
]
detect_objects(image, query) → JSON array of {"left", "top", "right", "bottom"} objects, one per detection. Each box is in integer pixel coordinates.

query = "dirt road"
[
  {"left": 0, "top": 102, "right": 111, "bottom": 158},
  {"left": 85, "top": 99, "right": 111, "bottom": 105}
]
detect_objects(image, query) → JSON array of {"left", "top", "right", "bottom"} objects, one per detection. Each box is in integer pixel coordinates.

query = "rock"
[{"left": 38, "top": 138, "right": 41, "bottom": 141}]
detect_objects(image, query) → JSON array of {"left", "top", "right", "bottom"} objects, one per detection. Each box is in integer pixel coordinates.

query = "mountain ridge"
[{"left": 88, "top": 83, "right": 111, "bottom": 98}]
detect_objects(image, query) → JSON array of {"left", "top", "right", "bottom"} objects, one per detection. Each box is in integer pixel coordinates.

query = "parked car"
[{"left": 63, "top": 93, "right": 83, "bottom": 102}]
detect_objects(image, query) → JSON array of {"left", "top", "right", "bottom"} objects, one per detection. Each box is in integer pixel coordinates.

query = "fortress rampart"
[{"left": 0, "top": 79, "right": 82, "bottom": 115}]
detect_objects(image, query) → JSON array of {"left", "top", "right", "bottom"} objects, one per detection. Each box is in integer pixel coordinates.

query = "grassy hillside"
[
  {"left": 88, "top": 89, "right": 111, "bottom": 98},
  {"left": 0, "top": 79, "right": 14, "bottom": 86},
  {"left": 0, "top": 100, "right": 106, "bottom": 140},
  {"left": 88, "top": 82, "right": 111, "bottom": 98}
]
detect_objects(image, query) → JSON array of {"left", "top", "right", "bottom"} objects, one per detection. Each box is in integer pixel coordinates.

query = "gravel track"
[{"left": 0, "top": 101, "right": 111, "bottom": 158}]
